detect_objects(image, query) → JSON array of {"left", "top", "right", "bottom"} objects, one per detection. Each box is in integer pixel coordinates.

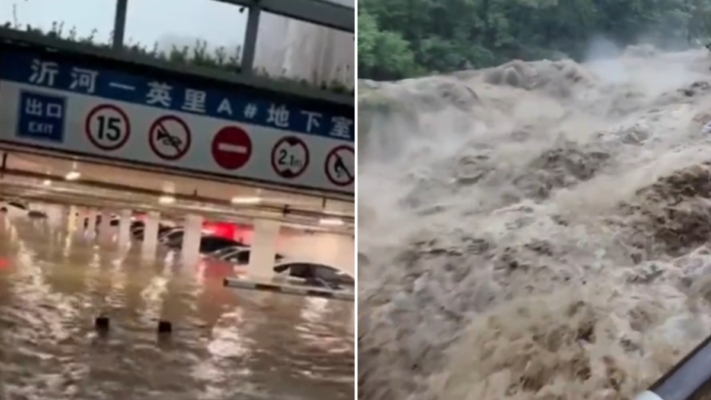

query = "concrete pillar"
[
  {"left": 248, "top": 219, "right": 280, "bottom": 278},
  {"left": 181, "top": 214, "right": 203, "bottom": 265},
  {"left": 58, "top": 205, "right": 69, "bottom": 228},
  {"left": 67, "top": 205, "right": 78, "bottom": 232},
  {"left": 336, "top": 234, "right": 355, "bottom": 276},
  {"left": 118, "top": 209, "right": 132, "bottom": 248},
  {"left": 85, "top": 209, "right": 98, "bottom": 237},
  {"left": 43, "top": 205, "right": 66, "bottom": 245},
  {"left": 142, "top": 211, "right": 160, "bottom": 258},
  {"left": 112, "top": 0, "right": 128, "bottom": 49},
  {"left": 241, "top": 4, "right": 261, "bottom": 73},
  {"left": 98, "top": 209, "right": 112, "bottom": 243},
  {"left": 313, "top": 233, "right": 354, "bottom": 275},
  {"left": 232, "top": 224, "right": 251, "bottom": 245},
  {"left": 45, "top": 204, "right": 64, "bottom": 228}
]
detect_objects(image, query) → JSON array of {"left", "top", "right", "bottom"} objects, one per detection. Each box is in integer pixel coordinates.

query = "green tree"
[
  {"left": 359, "top": 0, "right": 711, "bottom": 79},
  {"left": 358, "top": 7, "right": 419, "bottom": 80}
]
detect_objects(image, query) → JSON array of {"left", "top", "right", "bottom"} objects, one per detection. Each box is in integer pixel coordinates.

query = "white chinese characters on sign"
[
  {"left": 301, "top": 111, "right": 322, "bottom": 133},
  {"left": 182, "top": 89, "right": 206, "bottom": 113},
  {"left": 24, "top": 59, "right": 350, "bottom": 141},
  {"left": 25, "top": 97, "right": 62, "bottom": 118},
  {"left": 29, "top": 59, "right": 59, "bottom": 87},
  {"left": 69, "top": 67, "right": 98, "bottom": 93},
  {"left": 330, "top": 116, "right": 352, "bottom": 139},
  {"left": 108, "top": 81, "right": 136, "bottom": 92},
  {"left": 146, "top": 82, "right": 172, "bottom": 107},
  {"left": 267, "top": 104, "right": 290, "bottom": 128}
]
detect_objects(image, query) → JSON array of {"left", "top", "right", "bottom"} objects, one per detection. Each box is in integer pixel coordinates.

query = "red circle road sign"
[
  {"left": 211, "top": 126, "right": 253, "bottom": 170},
  {"left": 148, "top": 115, "right": 191, "bottom": 161},
  {"left": 85, "top": 104, "right": 131, "bottom": 151},
  {"left": 324, "top": 145, "right": 354, "bottom": 187},
  {"left": 271, "top": 136, "right": 310, "bottom": 179}
]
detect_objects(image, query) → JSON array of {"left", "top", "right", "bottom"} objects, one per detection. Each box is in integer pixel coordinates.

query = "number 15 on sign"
[{"left": 85, "top": 104, "right": 131, "bottom": 151}]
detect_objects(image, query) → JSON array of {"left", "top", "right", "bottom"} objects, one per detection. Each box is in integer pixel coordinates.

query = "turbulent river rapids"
[{"left": 358, "top": 41, "right": 711, "bottom": 400}]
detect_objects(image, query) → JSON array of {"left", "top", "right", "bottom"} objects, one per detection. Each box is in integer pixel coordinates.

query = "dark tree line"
[{"left": 358, "top": 0, "right": 711, "bottom": 80}]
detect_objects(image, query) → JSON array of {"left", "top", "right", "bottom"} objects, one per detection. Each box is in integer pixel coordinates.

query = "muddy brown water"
[{"left": 0, "top": 217, "right": 353, "bottom": 400}]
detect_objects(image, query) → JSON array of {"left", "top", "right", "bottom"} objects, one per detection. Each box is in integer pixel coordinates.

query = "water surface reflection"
[{"left": 0, "top": 218, "right": 353, "bottom": 399}]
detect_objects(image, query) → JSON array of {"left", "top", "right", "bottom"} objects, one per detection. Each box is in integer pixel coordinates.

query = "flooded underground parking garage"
[
  {"left": 0, "top": 205, "right": 353, "bottom": 399},
  {"left": 0, "top": 1, "right": 354, "bottom": 396}
]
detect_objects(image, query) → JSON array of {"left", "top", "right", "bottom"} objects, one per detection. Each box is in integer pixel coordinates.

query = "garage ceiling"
[{"left": 0, "top": 150, "right": 354, "bottom": 233}]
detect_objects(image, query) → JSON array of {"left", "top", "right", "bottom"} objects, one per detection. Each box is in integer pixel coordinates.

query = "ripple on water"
[{"left": 0, "top": 219, "right": 354, "bottom": 400}]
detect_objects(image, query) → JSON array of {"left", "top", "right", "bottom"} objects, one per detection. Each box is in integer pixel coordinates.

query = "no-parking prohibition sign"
[
  {"left": 85, "top": 104, "right": 130, "bottom": 151},
  {"left": 324, "top": 145, "right": 354, "bottom": 187},
  {"left": 271, "top": 136, "right": 309, "bottom": 179},
  {"left": 148, "top": 115, "right": 191, "bottom": 161},
  {"left": 211, "top": 126, "right": 252, "bottom": 170}
]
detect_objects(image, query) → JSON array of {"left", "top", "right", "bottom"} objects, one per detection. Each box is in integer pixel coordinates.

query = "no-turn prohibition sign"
[{"left": 324, "top": 145, "right": 354, "bottom": 187}]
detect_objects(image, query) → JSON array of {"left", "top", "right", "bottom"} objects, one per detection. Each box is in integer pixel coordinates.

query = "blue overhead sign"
[
  {"left": 0, "top": 49, "right": 354, "bottom": 142},
  {"left": 0, "top": 45, "right": 354, "bottom": 195}
]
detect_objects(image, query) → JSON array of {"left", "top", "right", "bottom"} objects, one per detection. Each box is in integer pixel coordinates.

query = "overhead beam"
[{"left": 216, "top": 0, "right": 354, "bottom": 32}]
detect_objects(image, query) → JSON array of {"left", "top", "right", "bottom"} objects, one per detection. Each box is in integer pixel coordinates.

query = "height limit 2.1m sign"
[
  {"left": 271, "top": 136, "right": 310, "bottom": 179},
  {"left": 85, "top": 104, "right": 131, "bottom": 151}
]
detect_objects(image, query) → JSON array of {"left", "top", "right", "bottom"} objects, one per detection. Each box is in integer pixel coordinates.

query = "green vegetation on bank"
[
  {"left": 5, "top": 21, "right": 353, "bottom": 94},
  {"left": 359, "top": 0, "right": 711, "bottom": 80}
]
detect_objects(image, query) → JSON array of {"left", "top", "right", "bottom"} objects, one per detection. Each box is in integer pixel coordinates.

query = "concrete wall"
[
  {"left": 279, "top": 231, "right": 355, "bottom": 275},
  {"left": 230, "top": 223, "right": 354, "bottom": 275}
]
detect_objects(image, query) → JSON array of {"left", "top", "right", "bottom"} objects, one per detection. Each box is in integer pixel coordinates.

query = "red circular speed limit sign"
[{"left": 85, "top": 104, "right": 131, "bottom": 151}]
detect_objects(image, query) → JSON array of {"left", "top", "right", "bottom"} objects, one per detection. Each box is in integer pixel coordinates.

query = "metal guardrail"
[
  {"left": 223, "top": 276, "right": 354, "bottom": 301},
  {"left": 632, "top": 334, "right": 711, "bottom": 400}
]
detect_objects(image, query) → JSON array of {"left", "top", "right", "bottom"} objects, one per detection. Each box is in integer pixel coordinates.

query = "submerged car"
[
  {"left": 163, "top": 229, "right": 186, "bottom": 247},
  {"left": 164, "top": 233, "right": 242, "bottom": 254},
  {"left": 273, "top": 262, "right": 354, "bottom": 290},
  {"left": 199, "top": 236, "right": 244, "bottom": 254},
  {"left": 220, "top": 249, "right": 284, "bottom": 265},
  {"left": 158, "top": 225, "right": 173, "bottom": 236},
  {"left": 160, "top": 227, "right": 184, "bottom": 242},
  {"left": 205, "top": 244, "right": 248, "bottom": 258},
  {"left": 0, "top": 201, "right": 29, "bottom": 217},
  {"left": 132, "top": 226, "right": 146, "bottom": 240},
  {"left": 130, "top": 220, "right": 144, "bottom": 230},
  {"left": 132, "top": 223, "right": 172, "bottom": 240},
  {"left": 27, "top": 210, "right": 47, "bottom": 219}
]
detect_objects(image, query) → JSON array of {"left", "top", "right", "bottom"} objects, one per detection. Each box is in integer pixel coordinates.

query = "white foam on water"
[{"left": 358, "top": 44, "right": 711, "bottom": 399}]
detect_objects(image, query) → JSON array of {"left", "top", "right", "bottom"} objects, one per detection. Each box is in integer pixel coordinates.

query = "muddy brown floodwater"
[
  {"left": 0, "top": 216, "right": 353, "bottom": 400},
  {"left": 359, "top": 43, "right": 711, "bottom": 400}
]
